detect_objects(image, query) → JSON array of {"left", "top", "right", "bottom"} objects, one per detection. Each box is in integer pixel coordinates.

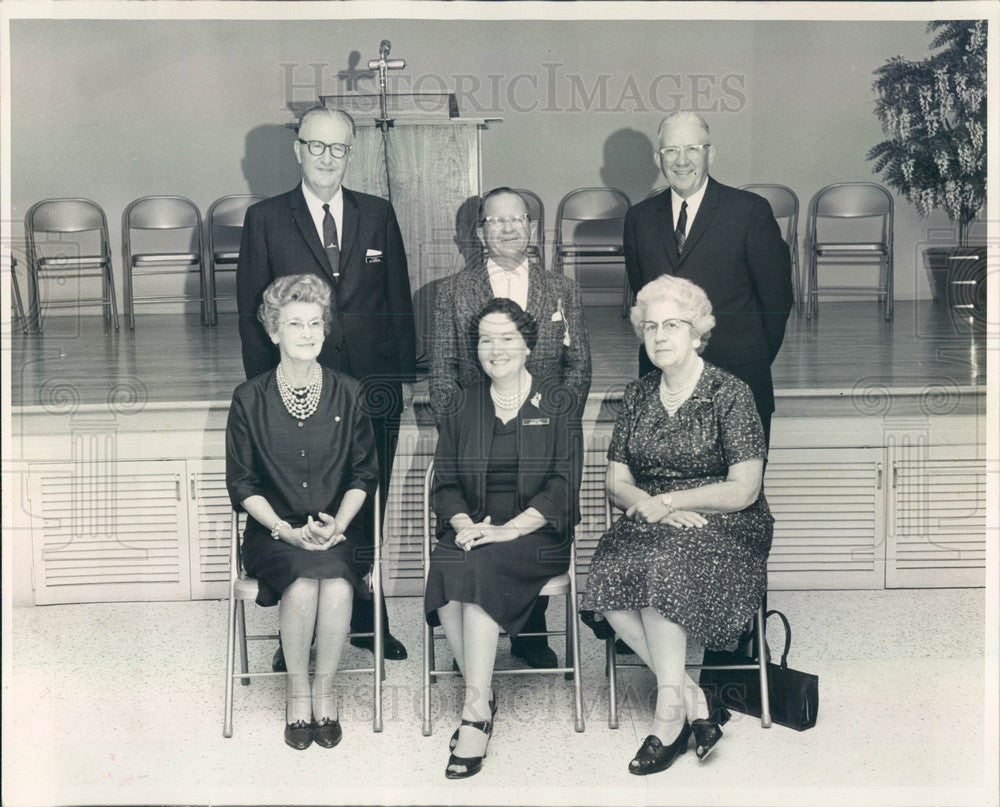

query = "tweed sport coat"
[{"left": 428, "top": 254, "right": 592, "bottom": 424}]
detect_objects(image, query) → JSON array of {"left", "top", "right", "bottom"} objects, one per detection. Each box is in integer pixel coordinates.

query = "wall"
[{"left": 9, "top": 17, "right": 959, "bottom": 313}]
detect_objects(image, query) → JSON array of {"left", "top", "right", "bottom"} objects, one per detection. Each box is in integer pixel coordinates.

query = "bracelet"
[{"left": 271, "top": 519, "right": 291, "bottom": 540}]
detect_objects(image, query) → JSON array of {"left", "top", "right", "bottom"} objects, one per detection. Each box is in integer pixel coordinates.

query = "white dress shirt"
[
  {"left": 301, "top": 182, "right": 343, "bottom": 249},
  {"left": 671, "top": 178, "right": 709, "bottom": 236},
  {"left": 486, "top": 257, "right": 530, "bottom": 309}
]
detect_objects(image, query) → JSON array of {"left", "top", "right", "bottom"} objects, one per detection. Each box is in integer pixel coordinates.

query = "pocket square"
[
  {"left": 550, "top": 310, "right": 563, "bottom": 322},
  {"left": 365, "top": 249, "right": 383, "bottom": 264}
]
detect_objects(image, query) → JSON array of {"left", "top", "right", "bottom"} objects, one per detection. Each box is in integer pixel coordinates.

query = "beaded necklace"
[{"left": 276, "top": 363, "right": 323, "bottom": 420}]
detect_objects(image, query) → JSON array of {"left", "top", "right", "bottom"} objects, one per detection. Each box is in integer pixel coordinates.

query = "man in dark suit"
[
  {"left": 429, "top": 187, "right": 591, "bottom": 668},
  {"left": 625, "top": 111, "right": 793, "bottom": 444},
  {"left": 237, "top": 106, "right": 415, "bottom": 662}
]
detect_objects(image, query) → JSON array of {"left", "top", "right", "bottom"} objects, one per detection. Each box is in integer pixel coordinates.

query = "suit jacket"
[
  {"left": 236, "top": 185, "right": 417, "bottom": 385},
  {"left": 432, "top": 381, "right": 583, "bottom": 540},
  {"left": 428, "top": 253, "right": 592, "bottom": 424},
  {"left": 624, "top": 177, "right": 793, "bottom": 415}
]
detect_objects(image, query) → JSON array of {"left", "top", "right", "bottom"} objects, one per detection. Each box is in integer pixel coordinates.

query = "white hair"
[{"left": 657, "top": 111, "right": 711, "bottom": 139}]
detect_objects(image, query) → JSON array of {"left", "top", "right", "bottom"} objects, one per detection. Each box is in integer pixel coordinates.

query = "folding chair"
[
  {"left": 24, "top": 198, "right": 119, "bottom": 332},
  {"left": 10, "top": 256, "right": 29, "bottom": 335},
  {"left": 804, "top": 182, "right": 893, "bottom": 321},
  {"left": 421, "top": 460, "right": 584, "bottom": 736},
  {"left": 599, "top": 497, "right": 771, "bottom": 730},
  {"left": 512, "top": 188, "right": 546, "bottom": 268},
  {"left": 205, "top": 194, "right": 264, "bottom": 326},
  {"left": 223, "top": 487, "right": 385, "bottom": 737},
  {"left": 740, "top": 184, "right": 801, "bottom": 313},
  {"left": 122, "top": 195, "right": 208, "bottom": 329}
]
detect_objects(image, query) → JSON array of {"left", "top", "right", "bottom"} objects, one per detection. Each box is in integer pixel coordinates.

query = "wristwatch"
[{"left": 271, "top": 519, "right": 291, "bottom": 540}]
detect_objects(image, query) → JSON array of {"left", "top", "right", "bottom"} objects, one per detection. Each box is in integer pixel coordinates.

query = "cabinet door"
[
  {"left": 764, "top": 448, "right": 885, "bottom": 590},
  {"left": 886, "top": 447, "right": 986, "bottom": 588},
  {"left": 187, "top": 458, "right": 231, "bottom": 600},
  {"left": 28, "top": 460, "right": 191, "bottom": 604}
]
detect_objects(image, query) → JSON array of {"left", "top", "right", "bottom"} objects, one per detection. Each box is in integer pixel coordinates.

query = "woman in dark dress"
[
  {"left": 226, "top": 274, "right": 378, "bottom": 751},
  {"left": 425, "top": 298, "right": 582, "bottom": 779},
  {"left": 581, "top": 275, "right": 774, "bottom": 775}
]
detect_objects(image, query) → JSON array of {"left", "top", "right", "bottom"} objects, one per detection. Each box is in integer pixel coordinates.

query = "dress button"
[
  {"left": 300, "top": 450, "right": 306, "bottom": 457},
  {"left": 298, "top": 421, "right": 304, "bottom": 428},
  {"left": 302, "top": 482, "right": 308, "bottom": 488}
]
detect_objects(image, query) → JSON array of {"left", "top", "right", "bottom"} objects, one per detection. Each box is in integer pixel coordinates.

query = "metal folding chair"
[
  {"left": 223, "top": 487, "right": 385, "bottom": 737},
  {"left": 805, "top": 183, "right": 894, "bottom": 320},
  {"left": 24, "top": 198, "right": 119, "bottom": 332},
  {"left": 599, "top": 497, "right": 772, "bottom": 730},
  {"left": 420, "top": 460, "right": 584, "bottom": 736},
  {"left": 10, "top": 256, "right": 29, "bottom": 335},
  {"left": 205, "top": 194, "right": 264, "bottom": 326},
  {"left": 741, "top": 184, "right": 801, "bottom": 313},
  {"left": 122, "top": 196, "right": 207, "bottom": 329},
  {"left": 511, "top": 188, "right": 546, "bottom": 268}
]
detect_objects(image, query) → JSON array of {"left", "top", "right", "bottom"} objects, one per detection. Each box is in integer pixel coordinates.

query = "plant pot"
[{"left": 923, "top": 244, "right": 987, "bottom": 329}]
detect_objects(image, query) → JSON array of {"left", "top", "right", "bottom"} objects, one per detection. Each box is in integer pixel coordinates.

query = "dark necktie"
[
  {"left": 322, "top": 203, "right": 340, "bottom": 278},
  {"left": 675, "top": 200, "right": 688, "bottom": 253}
]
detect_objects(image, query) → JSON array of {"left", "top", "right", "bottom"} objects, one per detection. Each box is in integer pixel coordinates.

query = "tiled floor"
[{"left": 2, "top": 588, "right": 991, "bottom": 806}]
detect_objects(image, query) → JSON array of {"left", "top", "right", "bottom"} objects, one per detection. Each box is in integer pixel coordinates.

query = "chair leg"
[
  {"left": 105, "top": 262, "right": 120, "bottom": 331},
  {"left": 237, "top": 601, "right": 250, "bottom": 686},
  {"left": 207, "top": 259, "right": 219, "bottom": 327},
  {"left": 755, "top": 605, "right": 772, "bottom": 729},
  {"left": 569, "top": 594, "right": 584, "bottom": 732},
  {"left": 223, "top": 594, "right": 237, "bottom": 738},
  {"left": 28, "top": 260, "right": 43, "bottom": 333},
  {"left": 123, "top": 260, "right": 135, "bottom": 330},
  {"left": 12, "top": 268, "right": 29, "bottom": 335},
  {"left": 422, "top": 621, "right": 433, "bottom": 736},
  {"left": 607, "top": 637, "right": 619, "bottom": 729},
  {"left": 372, "top": 578, "right": 384, "bottom": 732}
]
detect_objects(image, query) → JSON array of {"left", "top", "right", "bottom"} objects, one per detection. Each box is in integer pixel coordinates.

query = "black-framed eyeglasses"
[
  {"left": 297, "top": 138, "right": 351, "bottom": 159},
  {"left": 658, "top": 144, "right": 710, "bottom": 162}
]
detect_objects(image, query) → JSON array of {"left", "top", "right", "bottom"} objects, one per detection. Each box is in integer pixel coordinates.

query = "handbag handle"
[{"left": 764, "top": 609, "right": 792, "bottom": 668}]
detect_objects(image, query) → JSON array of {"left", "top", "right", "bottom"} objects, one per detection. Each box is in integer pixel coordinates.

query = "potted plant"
[{"left": 867, "top": 20, "right": 987, "bottom": 323}]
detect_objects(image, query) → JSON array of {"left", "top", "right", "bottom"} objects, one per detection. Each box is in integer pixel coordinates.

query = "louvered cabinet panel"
[
  {"left": 574, "top": 438, "right": 616, "bottom": 584},
  {"left": 385, "top": 449, "right": 436, "bottom": 596},
  {"left": 188, "top": 459, "right": 231, "bottom": 599},
  {"left": 763, "top": 449, "right": 885, "bottom": 590},
  {"left": 886, "top": 454, "right": 986, "bottom": 588},
  {"left": 28, "top": 461, "right": 191, "bottom": 604}
]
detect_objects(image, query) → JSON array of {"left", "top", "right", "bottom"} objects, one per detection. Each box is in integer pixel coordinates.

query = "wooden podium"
[{"left": 320, "top": 93, "right": 501, "bottom": 368}]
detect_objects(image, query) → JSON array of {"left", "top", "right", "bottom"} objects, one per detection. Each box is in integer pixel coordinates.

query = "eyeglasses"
[
  {"left": 481, "top": 214, "right": 530, "bottom": 229},
  {"left": 639, "top": 318, "right": 692, "bottom": 335},
  {"left": 658, "top": 144, "right": 710, "bottom": 162},
  {"left": 279, "top": 318, "right": 325, "bottom": 334},
  {"left": 297, "top": 138, "right": 351, "bottom": 159}
]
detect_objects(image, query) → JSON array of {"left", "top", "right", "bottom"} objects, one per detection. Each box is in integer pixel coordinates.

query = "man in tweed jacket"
[{"left": 429, "top": 187, "right": 591, "bottom": 668}]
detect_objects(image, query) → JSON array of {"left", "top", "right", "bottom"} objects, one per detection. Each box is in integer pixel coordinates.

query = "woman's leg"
[
  {"left": 279, "top": 577, "right": 320, "bottom": 724},
  {"left": 639, "top": 607, "right": 688, "bottom": 741},
  {"left": 682, "top": 671, "right": 710, "bottom": 721},
  {"left": 449, "top": 603, "right": 499, "bottom": 771},
  {"left": 603, "top": 609, "right": 654, "bottom": 669},
  {"left": 436, "top": 600, "right": 465, "bottom": 672},
  {"left": 312, "top": 577, "right": 354, "bottom": 721}
]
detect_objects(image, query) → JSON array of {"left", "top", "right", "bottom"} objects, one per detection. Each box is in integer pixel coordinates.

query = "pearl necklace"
[
  {"left": 276, "top": 364, "right": 323, "bottom": 420},
  {"left": 659, "top": 357, "right": 704, "bottom": 411},
  {"left": 490, "top": 374, "right": 532, "bottom": 411}
]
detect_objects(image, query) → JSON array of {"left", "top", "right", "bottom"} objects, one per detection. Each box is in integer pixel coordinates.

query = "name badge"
[
  {"left": 522, "top": 417, "right": 550, "bottom": 426},
  {"left": 365, "top": 249, "right": 383, "bottom": 264}
]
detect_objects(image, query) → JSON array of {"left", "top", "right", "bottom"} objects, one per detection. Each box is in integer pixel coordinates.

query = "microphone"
[
  {"left": 379, "top": 39, "right": 390, "bottom": 58},
  {"left": 369, "top": 40, "right": 405, "bottom": 70}
]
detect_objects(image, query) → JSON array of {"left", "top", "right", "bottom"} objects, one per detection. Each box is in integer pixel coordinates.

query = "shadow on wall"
[
  {"left": 242, "top": 125, "right": 301, "bottom": 198},
  {"left": 599, "top": 128, "right": 660, "bottom": 205}
]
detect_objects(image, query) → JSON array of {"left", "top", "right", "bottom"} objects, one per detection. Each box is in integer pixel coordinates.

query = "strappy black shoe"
[
  {"left": 628, "top": 722, "right": 691, "bottom": 775},
  {"left": 691, "top": 718, "right": 724, "bottom": 761},
  {"left": 449, "top": 690, "right": 497, "bottom": 751},
  {"left": 313, "top": 716, "right": 342, "bottom": 748},
  {"left": 284, "top": 719, "right": 313, "bottom": 750},
  {"left": 445, "top": 719, "right": 493, "bottom": 779}
]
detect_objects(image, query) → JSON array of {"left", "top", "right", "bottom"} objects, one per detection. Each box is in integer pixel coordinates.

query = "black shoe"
[
  {"left": 313, "top": 717, "right": 343, "bottom": 749},
  {"left": 350, "top": 632, "right": 408, "bottom": 660},
  {"left": 691, "top": 718, "right": 724, "bottom": 761},
  {"left": 580, "top": 610, "right": 615, "bottom": 640},
  {"left": 628, "top": 723, "right": 691, "bottom": 776},
  {"left": 284, "top": 719, "right": 313, "bottom": 750},
  {"left": 445, "top": 719, "right": 493, "bottom": 780},
  {"left": 615, "top": 638, "right": 637, "bottom": 655},
  {"left": 510, "top": 641, "right": 558, "bottom": 669},
  {"left": 450, "top": 690, "right": 497, "bottom": 751},
  {"left": 272, "top": 646, "right": 286, "bottom": 673}
]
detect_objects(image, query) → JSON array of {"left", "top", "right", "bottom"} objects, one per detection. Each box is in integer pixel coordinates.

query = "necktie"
[
  {"left": 322, "top": 203, "right": 340, "bottom": 278},
  {"left": 675, "top": 200, "right": 688, "bottom": 253}
]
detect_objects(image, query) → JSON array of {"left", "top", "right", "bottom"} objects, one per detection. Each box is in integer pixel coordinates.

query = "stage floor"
[{"left": 8, "top": 300, "right": 987, "bottom": 409}]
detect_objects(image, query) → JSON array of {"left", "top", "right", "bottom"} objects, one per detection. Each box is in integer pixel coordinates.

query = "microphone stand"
[{"left": 368, "top": 41, "right": 405, "bottom": 206}]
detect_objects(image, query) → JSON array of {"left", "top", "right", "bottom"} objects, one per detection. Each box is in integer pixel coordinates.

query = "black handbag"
[{"left": 699, "top": 609, "right": 818, "bottom": 731}]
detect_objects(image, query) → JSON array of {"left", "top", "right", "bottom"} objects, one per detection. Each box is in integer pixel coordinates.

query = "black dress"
[
  {"left": 581, "top": 363, "right": 773, "bottom": 649},
  {"left": 226, "top": 368, "right": 378, "bottom": 607},
  {"left": 424, "top": 382, "right": 580, "bottom": 637}
]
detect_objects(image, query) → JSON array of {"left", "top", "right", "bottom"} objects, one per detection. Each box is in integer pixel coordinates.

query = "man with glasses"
[
  {"left": 429, "top": 186, "right": 591, "bottom": 668},
  {"left": 624, "top": 111, "right": 792, "bottom": 445},
  {"left": 237, "top": 105, "right": 415, "bottom": 664}
]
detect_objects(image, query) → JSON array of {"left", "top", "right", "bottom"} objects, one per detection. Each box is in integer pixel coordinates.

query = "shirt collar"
[
  {"left": 485, "top": 256, "right": 529, "bottom": 276},
  {"left": 671, "top": 177, "right": 709, "bottom": 221},
  {"left": 301, "top": 181, "right": 343, "bottom": 216}
]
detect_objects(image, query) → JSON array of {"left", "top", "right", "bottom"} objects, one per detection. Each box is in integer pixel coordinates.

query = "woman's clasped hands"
[
  {"left": 454, "top": 516, "right": 519, "bottom": 551},
  {"left": 294, "top": 512, "right": 347, "bottom": 550},
  {"left": 626, "top": 496, "right": 708, "bottom": 529}
]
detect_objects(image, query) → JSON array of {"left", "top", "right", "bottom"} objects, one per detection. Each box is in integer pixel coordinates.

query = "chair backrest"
[
  {"left": 555, "top": 187, "right": 631, "bottom": 247},
  {"left": 741, "top": 184, "right": 799, "bottom": 246},
  {"left": 125, "top": 195, "right": 202, "bottom": 230},
  {"left": 27, "top": 198, "right": 108, "bottom": 234},
  {"left": 808, "top": 183, "right": 893, "bottom": 244},
  {"left": 512, "top": 188, "right": 545, "bottom": 257},
  {"left": 208, "top": 194, "right": 265, "bottom": 255},
  {"left": 645, "top": 186, "right": 669, "bottom": 200}
]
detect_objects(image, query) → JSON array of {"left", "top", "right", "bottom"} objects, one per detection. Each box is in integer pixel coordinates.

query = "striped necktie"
[{"left": 674, "top": 200, "right": 688, "bottom": 253}]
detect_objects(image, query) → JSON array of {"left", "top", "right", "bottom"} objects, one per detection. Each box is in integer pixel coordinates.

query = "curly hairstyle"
[
  {"left": 257, "top": 274, "right": 333, "bottom": 336},
  {"left": 468, "top": 297, "right": 539, "bottom": 353},
  {"left": 629, "top": 274, "right": 715, "bottom": 352}
]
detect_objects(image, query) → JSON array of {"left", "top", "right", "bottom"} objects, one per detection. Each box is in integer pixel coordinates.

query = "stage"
[{"left": 6, "top": 301, "right": 988, "bottom": 607}]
